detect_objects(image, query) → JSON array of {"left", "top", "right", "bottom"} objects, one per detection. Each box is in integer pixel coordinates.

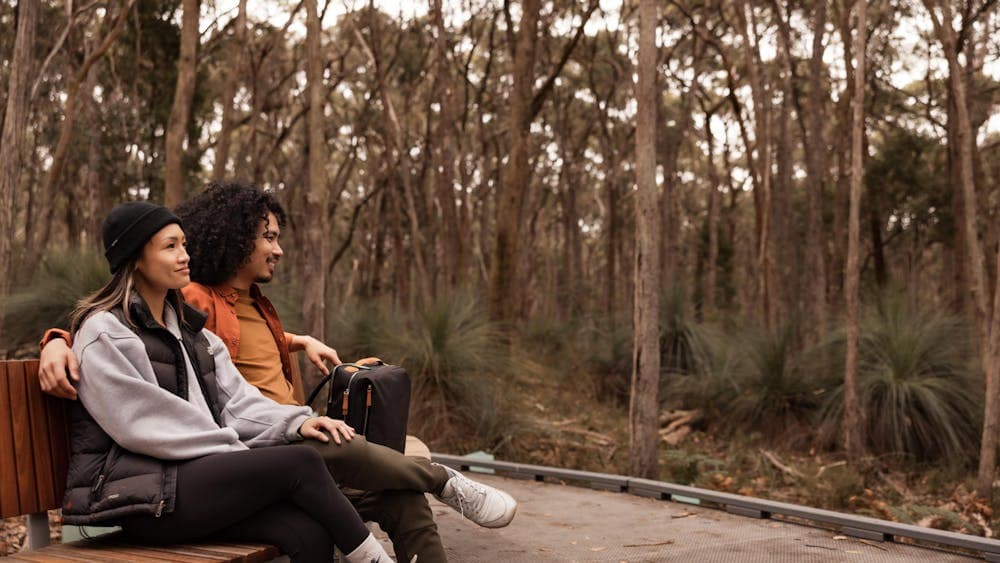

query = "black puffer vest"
[{"left": 62, "top": 294, "right": 224, "bottom": 525}]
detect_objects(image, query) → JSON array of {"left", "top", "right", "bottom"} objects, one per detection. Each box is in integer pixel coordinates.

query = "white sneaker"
[
  {"left": 343, "top": 533, "right": 392, "bottom": 563},
  {"left": 436, "top": 465, "right": 517, "bottom": 528}
]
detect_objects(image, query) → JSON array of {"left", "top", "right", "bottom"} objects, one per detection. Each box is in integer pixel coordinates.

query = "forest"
[{"left": 1, "top": 0, "right": 999, "bottom": 540}]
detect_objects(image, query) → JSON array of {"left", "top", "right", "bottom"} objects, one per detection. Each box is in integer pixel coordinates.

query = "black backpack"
[{"left": 305, "top": 359, "right": 411, "bottom": 453}]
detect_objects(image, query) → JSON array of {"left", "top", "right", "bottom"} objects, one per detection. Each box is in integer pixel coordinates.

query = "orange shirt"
[
  {"left": 231, "top": 289, "right": 293, "bottom": 403},
  {"left": 182, "top": 282, "right": 301, "bottom": 405}
]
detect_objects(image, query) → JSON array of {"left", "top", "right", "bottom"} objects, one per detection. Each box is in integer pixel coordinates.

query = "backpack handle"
[{"left": 303, "top": 362, "right": 379, "bottom": 409}]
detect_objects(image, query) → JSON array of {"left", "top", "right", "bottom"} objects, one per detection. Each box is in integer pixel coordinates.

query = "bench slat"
[
  {"left": 43, "top": 373, "right": 69, "bottom": 506},
  {"left": 0, "top": 361, "right": 21, "bottom": 518},
  {"left": 167, "top": 542, "right": 279, "bottom": 562},
  {"left": 9, "top": 362, "right": 41, "bottom": 513},
  {"left": 24, "top": 360, "right": 58, "bottom": 511},
  {"left": 123, "top": 543, "right": 252, "bottom": 562},
  {"left": 73, "top": 544, "right": 208, "bottom": 562},
  {"left": 4, "top": 545, "right": 104, "bottom": 562}
]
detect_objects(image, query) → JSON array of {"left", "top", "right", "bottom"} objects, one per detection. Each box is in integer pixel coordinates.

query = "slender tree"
[
  {"left": 489, "top": 0, "right": 540, "bottom": 321},
  {"left": 921, "top": 0, "right": 999, "bottom": 499},
  {"left": 303, "top": 0, "right": 328, "bottom": 345},
  {"left": 630, "top": 0, "right": 662, "bottom": 479},
  {"left": 0, "top": 0, "right": 38, "bottom": 307},
  {"left": 164, "top": 0, "right": 200, "bottom": 207},
  {"left": 212, "top": 0, "right": 247, "bottom": 180},
  {"left": 842, "top": 0, "right": 867, "bottom": 461}
]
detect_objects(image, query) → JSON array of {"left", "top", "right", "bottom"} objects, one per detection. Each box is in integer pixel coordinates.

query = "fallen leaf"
[{"left": 590, "top": 546, "right": 607, "bottom": 552}]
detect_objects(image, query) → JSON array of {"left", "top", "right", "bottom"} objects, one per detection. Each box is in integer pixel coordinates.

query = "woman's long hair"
[{"left": 70, "top": 258, "right": 186, "bottom": 334}]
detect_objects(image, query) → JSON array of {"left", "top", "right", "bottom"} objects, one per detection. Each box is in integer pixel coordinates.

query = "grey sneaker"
[{"left": 436, "top": 465, "right": 517, "bottom": 528}]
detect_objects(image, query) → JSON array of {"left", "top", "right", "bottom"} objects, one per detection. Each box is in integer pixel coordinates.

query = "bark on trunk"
[
  {"left": 735, "top": 0, "right": 775, "bottom": 329},
  {"left": 164, "top": 0, "right": 200, "bottom": 207},
  {"left": 630, "top": 0, "right": 661, "bottom": 480},
  {"left": 212, "top": 0, "right": 247, "bottom": 181},
  {"left": 302, "top": 0, "right": 328, "bottom": 345},
  {"left": 431, "top": 0, "right": 465, "bottom": 290},
  {"left": 0, "top": 0, "right": 38, "bottom": 304},
  {"left": 702, "top": 108, "right": 721, "bottom": 315},
  {"left": 489, "top": 0, "right": 539, "bottom": 321},
  {"left": 920, "top": 0, "right": 997, "bottom": 499},
  {"left": 804, "top": 0, "right": 829, "bottom": 343},
  {"left": 842, "top": 0, "right": 867, "bottom": 461}
]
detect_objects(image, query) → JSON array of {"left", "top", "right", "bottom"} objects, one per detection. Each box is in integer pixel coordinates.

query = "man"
[{"left": 39, "top": 181, "right": 516, "bottom": 563}]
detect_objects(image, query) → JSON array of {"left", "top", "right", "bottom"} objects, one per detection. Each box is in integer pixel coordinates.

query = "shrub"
[
  {"left": 1, "top": 251, "right": 107, "bottom": 352},
  {"left": 815, "top": 293, "right": 981, "bottom": 462},
  {"left": 333, "top": 292, "right": 521, "bottom": 453}
]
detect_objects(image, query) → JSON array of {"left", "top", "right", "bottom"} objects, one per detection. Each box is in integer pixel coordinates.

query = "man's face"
[{"left": 239, "top": 212, "right": 283, "bottom": 284}]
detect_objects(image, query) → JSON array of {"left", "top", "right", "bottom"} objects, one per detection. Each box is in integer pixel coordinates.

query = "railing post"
[{"left": 26, "top": 512, "right": 51, "bottom": 549}]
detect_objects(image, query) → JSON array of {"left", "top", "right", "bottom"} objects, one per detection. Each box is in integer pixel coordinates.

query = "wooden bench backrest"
[{"left": 0, "top": 360, "right": 70, "bottom": 519}]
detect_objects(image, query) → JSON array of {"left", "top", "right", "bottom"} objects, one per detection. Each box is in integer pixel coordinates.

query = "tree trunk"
[
  {"left": 804, "top": 0, "right": 829, "bottom": 343},
  {"left": 489, "top": 0, "right": 539, "bottom": 321},
  {"left": 302, "top": 0, "right": 328, "bottom": 346},
  {"left": 354, "top": 23, "right": 430, "bottom": 305},
  {"left": 164, "top": 0, "right": 200, "bottom": 207},
  {"left": 0, "top": 0, "right": 38, "bottom": 305},
  {"left": 32, "top": 1, "right": 133, "bottom": 251},
  {"left": 735, "top": 0, "right": 775, "bottom": 329},
  {"left": 212, "top": 0, "right": 247, "bottom": 181},
  {"left": 702, "top": 108, "right": 721, "bottom": 315},
  {"left": 630, "top": 0, "right": 661, "bottom": 480},
  {"left": 920, "top": 0, "right": 996, "bottom": 499},
  {"left": 606, "top": 167, "right": 619, "bottom": 318},
  {"left": 842, "top": 0, "right": 867, "bottom": 462},
  {"left": 430, "top": 0, "right": 465, "bottom": 291}
]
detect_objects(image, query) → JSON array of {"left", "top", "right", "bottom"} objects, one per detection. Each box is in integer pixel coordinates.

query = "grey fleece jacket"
[{"left": 73, "top": 306, "right": 312, "bottom": 460}]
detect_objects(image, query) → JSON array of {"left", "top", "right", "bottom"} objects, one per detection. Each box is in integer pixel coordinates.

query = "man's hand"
[
  {"left": 39, "top": 338, "right": 80, "bottom": 400},
  {"left": 298, "top": 416, "right": 355, "bottom": 444},
  {"left": 292, "top": 335, "right": 342, "bottom": 375}
]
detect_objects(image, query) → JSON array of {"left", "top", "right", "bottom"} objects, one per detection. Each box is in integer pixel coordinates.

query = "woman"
[{"left": 63, "top": 201, "right": 392, "bottom": 562}]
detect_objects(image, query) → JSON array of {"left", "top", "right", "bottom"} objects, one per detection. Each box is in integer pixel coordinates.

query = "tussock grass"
[
  {"left": 814, "top": 293, "right": 980, "bottom": 462},
  {"left": 1, "top": 251, "right": 107, "bottom": 352}
]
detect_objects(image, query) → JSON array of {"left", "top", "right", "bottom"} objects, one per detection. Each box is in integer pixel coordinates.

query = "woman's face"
[{"left": 135, "top": 223, "right": 191, "bottom": 291}]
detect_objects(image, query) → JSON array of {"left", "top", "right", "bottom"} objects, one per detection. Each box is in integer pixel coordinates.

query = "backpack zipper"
[{"left": 341, "top": 370, "right": 362, "bottom": 417}]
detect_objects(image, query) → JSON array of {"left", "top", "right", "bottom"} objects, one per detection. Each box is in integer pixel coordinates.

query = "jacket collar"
[
  {"left": 127, "top": 290, "right": 208, "bottom": 333},
  {"left": 211, "top": 282, "right": 264, "bottom": 303}
]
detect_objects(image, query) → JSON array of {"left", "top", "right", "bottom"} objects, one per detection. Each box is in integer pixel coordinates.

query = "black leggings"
[{"left": 121, "top": 445, "right": 370, "bottom": 562}]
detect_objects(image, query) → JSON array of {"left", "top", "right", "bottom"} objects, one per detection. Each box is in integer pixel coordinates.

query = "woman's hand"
[{"left": 298, "top": 416, "right": 355, "bottom": 444}]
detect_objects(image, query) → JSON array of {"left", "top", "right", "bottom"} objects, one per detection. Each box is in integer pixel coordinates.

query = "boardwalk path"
[{"left": 417, "top": 473, "right": 975, "bottom": 562}]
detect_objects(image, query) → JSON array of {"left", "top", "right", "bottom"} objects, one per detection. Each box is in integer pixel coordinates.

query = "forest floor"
[{"left": 492, "top": 363, "right": 999, "bottom": 541}]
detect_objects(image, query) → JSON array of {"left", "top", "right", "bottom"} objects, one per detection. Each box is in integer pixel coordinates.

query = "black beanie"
[{"left": 102, "top": 202, "right": 182, "bottom": 273}]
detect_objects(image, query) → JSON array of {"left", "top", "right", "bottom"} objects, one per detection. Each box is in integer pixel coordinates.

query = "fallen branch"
[
  {"left": 816, "top": 461, "right": 847, "bottom": 479},
  {"left": 760, "top": 449, "right": 804, "bottom": 479}
]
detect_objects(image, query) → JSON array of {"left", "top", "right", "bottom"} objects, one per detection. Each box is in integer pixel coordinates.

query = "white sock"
[{"left": 343, "top": 532, "right": 391, "bottom": 563}]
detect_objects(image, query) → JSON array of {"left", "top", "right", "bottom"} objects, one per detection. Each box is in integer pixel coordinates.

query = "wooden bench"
[{"left": 0, "top": 359, "right": 279, "bottom": 562}]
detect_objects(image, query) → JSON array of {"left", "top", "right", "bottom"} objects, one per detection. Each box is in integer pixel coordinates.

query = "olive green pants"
[{"left": 304, "top": 435, "right": 450, "bottom": 562}]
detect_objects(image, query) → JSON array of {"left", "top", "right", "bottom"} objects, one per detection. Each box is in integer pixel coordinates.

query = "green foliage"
[
  {"left": 719, "top": 325, "right": 821, "bottom": 437},
  {"left": 661, "top": 448, "right": 725, "bottom": 485},
  {"left": 804, "top": 465, "right": 866, "bottom": 510},
  {"left": 330, "top": 292, "right": 521, "bottom": 453},
  {"left": 815, "top": 293, "right": 981, "bottom": 462},
  {"left": 1, "top": 251, "right": 107, "bottom": 352},
  {"left": 669, "top": 322, "right": 819, "bottom": 442}
]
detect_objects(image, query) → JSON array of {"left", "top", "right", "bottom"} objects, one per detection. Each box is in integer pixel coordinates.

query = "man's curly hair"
[{"left": 175, "top": 181, "right": 287, "bottom": 286}]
